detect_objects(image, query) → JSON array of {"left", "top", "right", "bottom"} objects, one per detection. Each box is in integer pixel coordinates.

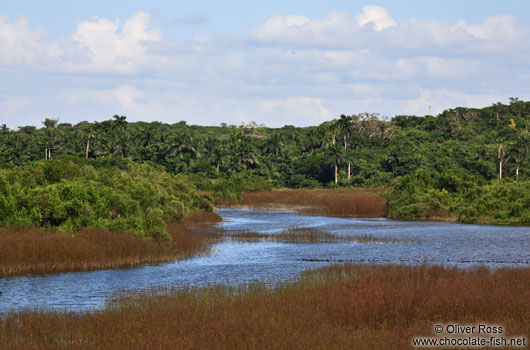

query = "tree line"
[{"left": 1, "top": 98, "right": 530, "bottom": 192}]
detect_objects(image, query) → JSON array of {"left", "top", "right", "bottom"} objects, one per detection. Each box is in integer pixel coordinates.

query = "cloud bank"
[{"left": 1, "top": 6, "right": 529, "bottom": 128}]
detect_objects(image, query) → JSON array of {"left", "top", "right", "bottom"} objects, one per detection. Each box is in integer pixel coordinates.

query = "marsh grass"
[
  {"left": 1, "top": 264, "right": 528, "bottom": 349},
  {"left": 180, "top": 211, "right": 222, "bottom": 225},
  {"left": 0, "top": 212, "right": 223, "bottom": 277},
  {"left": 227, "top": 227, "right": 420, "bottom": 244},
  {"left": 214, "top": 188, "right": 389, "bottom": 217}
]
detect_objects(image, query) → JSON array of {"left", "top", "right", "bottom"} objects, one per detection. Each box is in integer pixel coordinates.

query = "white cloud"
[
  {"left": 249, "top": 12, "right": 364, "bottom": 47},
  {"left": 0, "top": 12, "right": 161, "bottom": 74},
  {"left": 111, "top": 85, "right": 145, "bottom": 107},
  {"left": 67, "top": 12, "right": 161, "bottom": 73},
  {"left": 0, "top": 14, "right": 59, "bottom": 66},
  {"left": 355, "top": 5, "right": 396, "bottom": 31},
  {"left": 0, "top": 7, "right": 529, "bottom": 129},
  {"left": 404, "top": 89, "right": 505, "bottom": 116}
]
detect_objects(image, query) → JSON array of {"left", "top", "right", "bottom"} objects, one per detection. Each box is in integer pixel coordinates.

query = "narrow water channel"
[{"left": 1, "top": 208, "right": 529, "bottom": 313}]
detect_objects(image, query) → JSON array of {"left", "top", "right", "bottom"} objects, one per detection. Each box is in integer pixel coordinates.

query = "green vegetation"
[
  {"left": 1, "top": 98, "right": 530, "bottom": 223},
  {"left": 0, "top": 158, "right": 213, "bottom": 240},
  {"left": 387, "top": 169, "right": 530, "bottom": 224}
]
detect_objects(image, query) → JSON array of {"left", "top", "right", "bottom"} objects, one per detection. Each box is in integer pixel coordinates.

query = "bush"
[
  {"left": 387, "top": 169, "right": 530, "bottom": 224},
  {"left": 0, "top": 159, "right": 212, "bottom": 237}
]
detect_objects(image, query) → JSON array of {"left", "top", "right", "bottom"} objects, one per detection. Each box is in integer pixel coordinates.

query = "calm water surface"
[{"left": 1, "top": 208, "right": 529, "bottom": 313}]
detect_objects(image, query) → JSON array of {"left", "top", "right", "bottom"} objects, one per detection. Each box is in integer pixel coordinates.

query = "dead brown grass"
[
  {"left": 180, "top": 210, "right": 223, "bottom": 225},
  {"left": 1, "top": 264, "right": 528, "bottom": 349},
  {"left": 214, "top": 188, "right": 389, "bottom": 217},
  {"left": 0, "top": 212, "right": 222, "bottom": 277},
  {"left": 228, "top": 227, "right": 420, "bottom": 244}
]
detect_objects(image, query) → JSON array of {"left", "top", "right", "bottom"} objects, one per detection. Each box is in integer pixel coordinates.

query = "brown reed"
[
  {"left": 227, "top": 227, "right": 420, "bottom": 244},
  {"left": 0, "top": 212, "right": 223, "bottom": 277},
  {"left": 214, "top": 188, "right": 389, "bottom": 217},
  {"left": 180, "top": 211, "right": 223, "bottom": 225},
  {"left": 1, "top": 264, "right": 528, "bottom": 349}
]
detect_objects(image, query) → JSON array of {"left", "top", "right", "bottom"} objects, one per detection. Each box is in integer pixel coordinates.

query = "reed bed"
[
  {"left": 227, "top": 227, "right": 420, "bottom": 244},
  {"left": 180, "top": 211, "right": 223, "bottom": 225},
  {"left": 1, "top": 264, "right": 528, "bottom": 349},
  {"left": 0, "top": 212, "right": 223, "bottom": 277},
  {"left": 214, "top": 188, "right": 389, "bottom": 217}
]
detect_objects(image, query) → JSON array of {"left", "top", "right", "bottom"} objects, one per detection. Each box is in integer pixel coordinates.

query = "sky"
[{"left": 1, "top": 1, "right": 530, "bottom": 128}]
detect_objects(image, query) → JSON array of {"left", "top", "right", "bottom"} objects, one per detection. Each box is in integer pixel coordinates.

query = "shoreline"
[
  {"left": 217, "top": 201, "right": 530, "bottom": 226},
  {"left": 2, "top": 198, "right": 528, "bottom": 278},
  {"left": 0, "top": 212, "right": 223, "bottom": 278},
  {"left": 2, "top": 264, "right": 528, "bottom": 349}
]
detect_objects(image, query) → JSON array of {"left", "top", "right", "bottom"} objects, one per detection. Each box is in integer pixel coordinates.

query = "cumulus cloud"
[
  {"left": 0, "top": 7, "right": 529, "bottom": 128},
  {"left": 355, "top": 5, "right": 396, "bottom": 31},
  {"left": 67, "top": 12, "right": 161, "bottom": 73},
  {"left": 249, "top": 12, "right": 365, "bottom": 47},
  {"left": 0, "top": 14, "right": 59, "bottom": 66},
  {"left": 0, "top": 12, "right": 161, "bottom": 74}
]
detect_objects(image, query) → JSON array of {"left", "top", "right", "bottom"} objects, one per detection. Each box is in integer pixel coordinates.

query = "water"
[{"left": 1, "top": 208, "right": 529, "bottom": 313}]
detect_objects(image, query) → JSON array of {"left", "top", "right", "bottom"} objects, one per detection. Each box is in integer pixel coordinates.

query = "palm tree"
[
  {"left": 112, "top": 115, "right": 128, "bottom": 156},
  {"left": 304, "top": 128, "right": 320, "bottom": 153},
  {"left": 491, "top": 102, "right": 505, "bottom": 121},
  {"left": 336, "top": 114, "right": 361, "bottom": 178},
  {"left": 509, "top": 97, "right": 524, "bottom": 117},
  {"left": 326, "top": 144, "right": 345, "bottom": 184},
  {"left": 211, "top": 142, "right": 229, "bottom": 172},
  {"left": 510, "top": 133, "right": 530, "bottom": 180},
  {"left": 42, "top": 118, "right": 59, "bottom": 129},
  {"left": 497, "top": 143, "right": 506, "bottom": 179},
  {"left": 262, "top": 132, "right": 283, "bottom": 157},
  {"left": 337, "top": 114, "right": 352, "bottom": 150}
]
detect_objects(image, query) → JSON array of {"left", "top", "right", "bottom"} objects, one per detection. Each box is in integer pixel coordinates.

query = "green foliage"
[
  {"left": 2, "top": 99, "right": 530, "bottom": 223},
  {"left": 0, "top": 159, "right": 211, "bottom": 240},
  {"left": 387, "top": 170, "right": 530, "bottom": 224},
  {"left": 212, "top": 173, "right": 273, "bottom": 200}
]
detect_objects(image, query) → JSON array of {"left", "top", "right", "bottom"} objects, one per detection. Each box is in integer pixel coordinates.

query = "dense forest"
[{"left": 1, "top": 98, "right": 530, "bottom": 225}]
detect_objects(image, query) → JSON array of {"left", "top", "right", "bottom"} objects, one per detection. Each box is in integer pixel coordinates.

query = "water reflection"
[{"left": 1, "top": 208, "right": 529, "bottom": 313}]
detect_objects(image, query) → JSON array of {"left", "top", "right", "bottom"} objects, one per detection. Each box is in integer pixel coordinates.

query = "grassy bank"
[
  {"left": 214, "top": 188, "right": 389, "bottom": 217},
  {"left": 1, "top": 264, "right": 528, "bottom": 349},
  {"left": 0, "top": 212, "right": 222, "bottom": 277}
]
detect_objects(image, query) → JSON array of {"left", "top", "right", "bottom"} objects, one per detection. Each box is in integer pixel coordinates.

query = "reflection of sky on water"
[{"left": 1, "top": 208, "right": 529, "bottom": 313}]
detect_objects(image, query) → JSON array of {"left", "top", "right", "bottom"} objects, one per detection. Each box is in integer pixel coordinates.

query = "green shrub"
[
  {"left": 0, "top": 159, "right": 211, "bottom": 237},
  {"left": 387, "top": 170, "right": 530, "bottom": 224}
]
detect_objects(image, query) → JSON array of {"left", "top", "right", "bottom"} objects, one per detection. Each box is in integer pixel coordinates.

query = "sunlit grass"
[
  {"left": 1, "top": 264, "right": 528, "bottom": 349},
  {"left": 214, "top": 188, "right": 389, "bottom": 217}
]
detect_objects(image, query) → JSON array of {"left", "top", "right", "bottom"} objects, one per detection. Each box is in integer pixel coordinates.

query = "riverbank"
[
  {"left": 386, "top": 170, "right": 530, "bottom": 225},
  {"left": 0, "top": 211, "right": 222, "bottom": 278},
  {"left": 2, "top": 264, "right": 528, "bottom": 349},
  {"left": 215, "top": 186, "right": 530, "bottom": 226},
  {"left": 214, "top": 188, "right": 389, "bottom": 217}
]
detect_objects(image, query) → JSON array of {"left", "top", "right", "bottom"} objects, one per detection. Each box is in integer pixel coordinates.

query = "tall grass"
[
  {"left": 180, "top": 211, "right": 223, "bottom": 225},
  {"left": 227, "top": 227, "right": 420, "bottom": 244},
  {"left": 0, "top": 212, "right": 222, "bottom": 277},
  {"left": 214, "top": 188, "right": 389, "bottom": 217},
  {"left": 1, "top": 264, "right": 528, "bottom": 349}
]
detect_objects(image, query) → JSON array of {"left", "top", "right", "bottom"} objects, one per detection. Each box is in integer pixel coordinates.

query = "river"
[{"left": 1, "top": 208, "right": 529, "bottom": 313}]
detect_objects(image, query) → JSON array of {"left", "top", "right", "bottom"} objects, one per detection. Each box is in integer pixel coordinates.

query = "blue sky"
[{"left": 1, "top": 1, "right": 530, "bottom": 128}]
